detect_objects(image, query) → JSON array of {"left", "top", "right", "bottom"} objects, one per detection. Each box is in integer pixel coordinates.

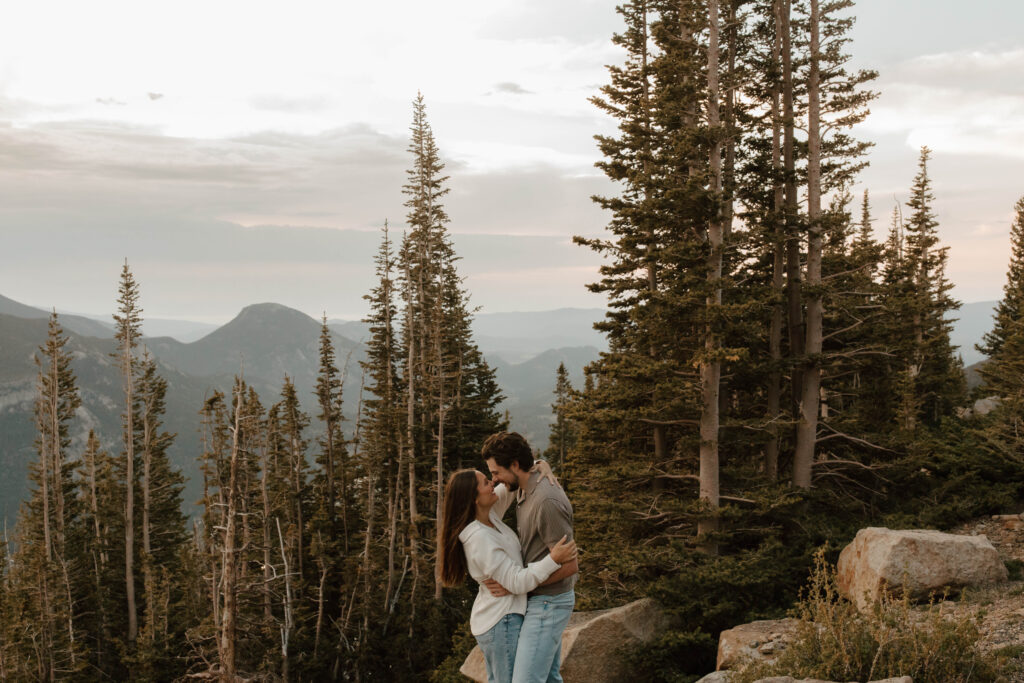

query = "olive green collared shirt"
[{"left": 516, "top": 470, "right": 577, "bottom": 597}]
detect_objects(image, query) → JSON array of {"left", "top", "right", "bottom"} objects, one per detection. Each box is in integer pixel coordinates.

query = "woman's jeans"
[
  {"left": 476, "top": 613, "right": 525, "bottom": 683},
  {"left": 512, "top": 590, "right": 575, "bottom": 683}
]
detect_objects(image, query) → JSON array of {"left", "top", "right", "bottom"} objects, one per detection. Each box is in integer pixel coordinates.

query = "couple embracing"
[{"left": 439, "top": 431, "right": 579, "bottom": 683}]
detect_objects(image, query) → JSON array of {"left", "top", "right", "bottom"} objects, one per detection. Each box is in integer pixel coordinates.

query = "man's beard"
[{"left": 507, "top": 480, "right": 519, "bottom": 492}]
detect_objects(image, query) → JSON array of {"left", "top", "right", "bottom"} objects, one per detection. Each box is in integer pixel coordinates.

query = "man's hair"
[{"left": 481, "top": 431, "right": 534, "bottom": 471}]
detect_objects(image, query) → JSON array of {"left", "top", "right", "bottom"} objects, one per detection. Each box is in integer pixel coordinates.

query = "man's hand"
[{"left": 482, "top": 579, "right": 511, "bottom": 597}]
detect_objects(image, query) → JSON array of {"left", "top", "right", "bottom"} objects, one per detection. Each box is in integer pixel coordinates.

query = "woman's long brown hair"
[{"left": 438, "top": 469, "right": 481, "bottom": 587}]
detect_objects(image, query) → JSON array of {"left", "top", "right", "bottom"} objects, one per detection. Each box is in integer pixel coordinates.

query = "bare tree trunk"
[
  {"left": 635, "top": 0, "right": 666, "bottom": 468},
  {"left": 325, "top": 412, "right": 337, "bottom": 533},
  {"left": 405, "top": 261, "right": 418, "bottom": 530},
  {"left": 218, "top": 388, "right": 243, "bottom": 681},
  {"left": 384, "top": 450, "right": 399, "bottom": 612},
  {"left": 314, "top": 554, "right": 327, "bottom": 656},
  {"left": 286, "top": 395, "right": 305, "bottom": 578},
  {"left": 40, "top": 569, "right": 55, "bottom": 682},
  {"left": 261, "top": 434, "right": 273, "bottom": 627},
  {"left": 433, "top": 263, "right": 446, "bottom": 601},
  {"left": 698, "top": 0, "right": 724, "bottom": 556},
  {"left": 340, "top": 351, "right": 353, "bottom": 556},
  {"left": 141, "top": 379, "right": 154, "bottom": 647},
  {"left": 49, "top": 349, "right": 64, "bottom": 555},
  {"left": 362, "top": 469, "right": 377, "bottom": 632},
  {"left": 793, "top": 0, "right": 822, "bottom": 489},
  {"left": 723, "top": 0, "right": 738, "bottom": 244},
  {"left": 404, "top": 258, "right": 421, "bottom": 630},
  {"left": 276, "top": 518, "right": 293, "bottom": 683},
  {"left": 780, "top": 0, "right": 804, "bottom": 413},
  {"left": 766, "top": 0, "right": 786, "bottom": 480},
  {"left": 58, "top": 556, "right": 76, "bottom": 670},
  {"left": 123, "top": 341, "right": 138, "bottom": 645},
  {"left": 38, "top": 409, "right": 52, "bottom": 563},
  {"left": 85, "top": 436, "right": 107, "bottom": 667}
]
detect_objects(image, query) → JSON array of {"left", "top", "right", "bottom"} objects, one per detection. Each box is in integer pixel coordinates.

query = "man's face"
[{"left": 486, "top": 457, "right": 519, "bottom": 490}]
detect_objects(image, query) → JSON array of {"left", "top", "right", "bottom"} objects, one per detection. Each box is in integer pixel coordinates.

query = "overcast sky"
[{"left": 1, "top": 0, "right": 1021, "bottom": 323}]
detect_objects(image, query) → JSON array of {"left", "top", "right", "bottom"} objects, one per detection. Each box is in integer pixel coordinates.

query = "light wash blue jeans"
[
  {"left": 476, "top": 612, "right": 525, "bottom": 683},
  {"left": 511, "top": 590, "right": 575, "bottom": 683}
]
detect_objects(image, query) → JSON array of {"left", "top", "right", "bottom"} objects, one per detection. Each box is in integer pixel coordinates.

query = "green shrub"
[
  {"left": 429, "top": 619, "right": 477, "bottom": 683},
  {"left": 733, "top": 548, "right": 1000, "bottom": 683},
  {"left": 993, "top": 644, "right": 1024, "bottom": 676},
  {"left": 1005, "top": 558, "right": 1024, "bottom": 581},
  {"left": 621, "top": 629, "right": 716, "bottom": 683}
]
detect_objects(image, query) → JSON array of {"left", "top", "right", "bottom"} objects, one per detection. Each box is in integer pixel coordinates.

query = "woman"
[{"left": 438, "top": 465, "right": 577, "bottom": 683}]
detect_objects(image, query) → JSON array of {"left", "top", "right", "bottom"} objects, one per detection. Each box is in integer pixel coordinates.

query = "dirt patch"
[{"left": 943, "top": 516, "right": 1024, "bottom": 680}]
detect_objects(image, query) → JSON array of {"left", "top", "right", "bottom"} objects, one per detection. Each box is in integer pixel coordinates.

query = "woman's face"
[{"left": 474, "top": 471, "right": 498, "bottom": 510}]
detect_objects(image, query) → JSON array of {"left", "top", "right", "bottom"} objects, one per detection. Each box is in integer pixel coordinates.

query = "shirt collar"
[{"left": 516, "top": 470, "right": 542, "bottom": 503}]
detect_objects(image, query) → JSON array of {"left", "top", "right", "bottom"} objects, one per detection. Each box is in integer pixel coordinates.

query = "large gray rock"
[
  {"left": 716, "top": 618, "right": 799, "bottom": 670},
  {"left": 837, "top": 527, "right": 1007, "bottom": 610},
  {"left": 695, "top": 672, "right": 734, "bottom": 682},
  {"left": 752, "top": 679, "right": 911, "bottom": 683},
  {"left": 459, "top": 598, "right": 670, "bottom": 682},
  {"left": 695, "top": 673, "right": 912, "bottom": 683},
  {"left": 694, "top": 677, "right": 911, "bottom": 683}
]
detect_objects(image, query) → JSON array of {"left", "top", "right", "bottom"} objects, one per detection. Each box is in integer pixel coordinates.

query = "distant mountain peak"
[
  {"left": 231, "top": 303, "right": 319, "bottom": 326},
  {"left": 238, "top": 302, "right": 311, "bottom": 315}
]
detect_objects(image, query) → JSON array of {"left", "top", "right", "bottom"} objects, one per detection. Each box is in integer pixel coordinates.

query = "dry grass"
[{"left": 732, "top": 548, "right": 1002, "bottom": 683}]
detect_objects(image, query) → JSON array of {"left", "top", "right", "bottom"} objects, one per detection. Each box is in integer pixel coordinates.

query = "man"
[{"left": 481, "top": 431, "right": 578, "bottom": 683}]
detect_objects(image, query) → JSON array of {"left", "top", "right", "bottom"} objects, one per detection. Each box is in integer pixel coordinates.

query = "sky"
[{"left": 0, "top": 0, "right": 1021, "bottom": 323}]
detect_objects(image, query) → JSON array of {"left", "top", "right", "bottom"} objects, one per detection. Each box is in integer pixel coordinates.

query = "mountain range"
[
  {"left": 0, "top": 295, "right": 999, "bottom": 524},
  {"left": 0, "top": 296, "right": 602, "bottom": 524}
]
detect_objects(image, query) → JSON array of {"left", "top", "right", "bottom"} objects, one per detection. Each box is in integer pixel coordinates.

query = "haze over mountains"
[
  {"left": 0, "top": 294, "right": 998, "bottom": 523},
  {"left": 0, "top": 295, "right": 604, "bottom": 523}
]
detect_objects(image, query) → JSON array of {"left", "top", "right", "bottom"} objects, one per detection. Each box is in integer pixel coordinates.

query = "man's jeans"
[
  {"left": 511, "top": 590, "right": 575, "bottom": 683},
  {"left": 476, "top": 613, "right": 524, "bottom": 683}
]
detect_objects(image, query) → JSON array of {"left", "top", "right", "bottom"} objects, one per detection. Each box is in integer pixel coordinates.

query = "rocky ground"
[
  {"left": 705, "top": 517, "right": 1024, "bottom": 683},
  {"left": 947, "top": 515, "right": 1024, "bottom": 680}
]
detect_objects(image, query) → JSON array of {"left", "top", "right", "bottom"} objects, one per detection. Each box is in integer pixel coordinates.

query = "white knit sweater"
[{"left": 458, "top": 484, "right": 560, "bottom": 636}]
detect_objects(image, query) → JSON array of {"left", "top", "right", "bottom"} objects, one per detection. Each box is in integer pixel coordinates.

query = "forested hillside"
[
  {"left": 0, "top": 301, "right": 597, "bottom": 525},
  {"left": 2, "top": 1, "right": 1023, "bottom": 681}
]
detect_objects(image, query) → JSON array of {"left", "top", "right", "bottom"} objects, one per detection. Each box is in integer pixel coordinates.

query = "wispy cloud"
[
  {"left": 493, "top": 82, "right": 532, "bottom": 95},
  {"left": 864, "top": 48, "right": 1024, "bottom": 160},
  {"left": 0, "top": 115, "right": 608, "bottom": 319},
  {"left": 249, "top": 94, "right": 334, "bottom": 113}
]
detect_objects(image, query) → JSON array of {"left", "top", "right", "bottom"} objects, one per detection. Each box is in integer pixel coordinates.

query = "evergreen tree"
[
  {"left": 544, "top": 362, "right": 576, "bottom": 470},
  {"left": 113, "top": 261, "right": 143, "bottom": 647},
  {"left": 382, "top": 93, "right": 505, "bottom": 674},
  {"left": 0, "top": 533, "right": 14, "bottom": 680},
  {"left": 309, "top": 318, "right": 351, "bottom": 668},
  {"left": 7, "top": 312, "right": 86, "bottom": 679},
  {"left": 132, "top": 351, "right": 187, "bottom": 678},
  {"left": 189, "top": 390, "right": 231, "bottom": 673},
  {"left": 979, "top": 197, "right": 1024, "bottom": 359},
  {"left": 579, "top": 0, "right": 686, "bottom": 477},
  {"left": 899, "top": 148, "right": 965, "bottom": 428},
  {"left": 976, "top": 198, "right": 1024, "bottom": 472},
  {"left": 346, "top": 223, "right": 406, "bottom": 676},
  {"left": 267, "top": 376, "right": 312, "bottom": 680},
  {"left": 817, "top": 189, "right": 886, "bottom": 445},
  {"left": 398, "top": 96, "right": 450, "bottom": 609},
  {"left": 313, "top": 317, "right": 348, "bottom": 544},
  {"left": 77, "top": 429, "right": 120, "bottom": 677}
]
